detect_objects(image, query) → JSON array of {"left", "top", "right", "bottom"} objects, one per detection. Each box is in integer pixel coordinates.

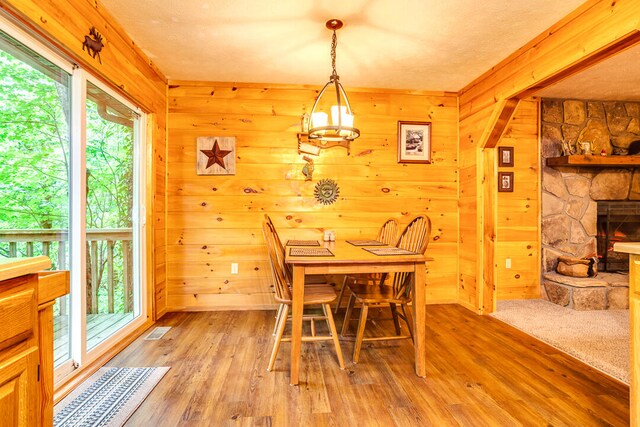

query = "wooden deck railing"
[{"left": 0, "top": 228, "right": 133, "bottom": 315}]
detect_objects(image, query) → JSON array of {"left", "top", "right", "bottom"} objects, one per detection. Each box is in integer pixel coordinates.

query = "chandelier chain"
[{"left": 330, "top": 30, "right": 337, "bottom": 78}]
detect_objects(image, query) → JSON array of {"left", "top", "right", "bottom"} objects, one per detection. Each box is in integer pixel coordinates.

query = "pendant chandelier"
[{"left": 307, "top": 19, "right": 360, "bottom": 142}]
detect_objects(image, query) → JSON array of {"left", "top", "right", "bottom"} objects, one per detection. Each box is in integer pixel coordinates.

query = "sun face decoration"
[{"left": 314, "top": 179, "right": 340, "bottom": 205}]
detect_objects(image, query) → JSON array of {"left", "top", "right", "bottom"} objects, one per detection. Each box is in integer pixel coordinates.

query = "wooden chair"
[
  {"left": 264, "top": 214, "right": 327, "bottom": 335},
  {"left": 334, "top": 218, "right": 399, "bottom": 313},
  {"left": 341, "top": 215, "right": 431, "bottom": 363},
  {"left": 262, "top": 219, "right": 345, "bottom": 371}
]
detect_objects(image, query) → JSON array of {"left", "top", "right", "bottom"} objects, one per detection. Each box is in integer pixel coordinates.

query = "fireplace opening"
[{"left": 597, "top": 201, "right": 640, "bottom": 272}]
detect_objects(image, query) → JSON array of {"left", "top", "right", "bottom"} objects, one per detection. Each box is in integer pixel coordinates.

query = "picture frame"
[
  {"left": 498, "top": 146, "right": 514, "bottom": 167},
  {"left": 498, "top": 172, "right": 514, "bottom": 192},
  {"left": 397, "top": 121, "right": 431, "bottom": 164}
]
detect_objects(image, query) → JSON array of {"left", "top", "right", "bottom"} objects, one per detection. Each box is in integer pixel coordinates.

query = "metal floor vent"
[{"left": 143, "top": 326, "right": 171, "bottom": 341}]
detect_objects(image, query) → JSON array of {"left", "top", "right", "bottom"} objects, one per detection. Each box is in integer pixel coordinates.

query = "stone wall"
[{"left": 541, "top": 99, "right": 640, "bottom": 274}]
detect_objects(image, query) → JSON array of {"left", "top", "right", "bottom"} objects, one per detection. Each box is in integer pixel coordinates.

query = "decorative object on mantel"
[
  {"left": 498, "top": 171, "right": 513, "bottom": 192},
  {"left": 397, "top": 121, "right": 431, "bottom": 164},
  {"left": 196, "top": 136, "right": 235, "bottom": 175},
  {"left": 560, "top": 139, "right": 576, "bottom": 156},
  {"left": 302, "top": 156, "right": 314, "bottom": 181},
  {"left": 579, "top": 140, "right": 594, "bottom": 155},
  {"left": 498, "top": 146, "right": 514, "bottom": 167},
  {"left": 314, "top": 178, "right": 340, "bottom": 205},
  {"left": 297, "top": 19, "right": 359, "bottom": 155},
  {"left": 82, "top": 27, "right": 104, "bottom": 64}
]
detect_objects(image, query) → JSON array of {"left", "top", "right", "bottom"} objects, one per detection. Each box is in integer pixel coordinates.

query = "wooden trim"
[
  {"left": 483, "top": 99, "right": 520, "bottom": 149},
  {"left": 481, "top": 149, "right": 497, "bottom": 314},
  {"left": 168, "top": 80, "right": 457, "bottom": 96}
]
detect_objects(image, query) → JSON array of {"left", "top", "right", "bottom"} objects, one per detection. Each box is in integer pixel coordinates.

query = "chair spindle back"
[
  {"left": 391, "top": 215, "right": 431, "bottom": 298},
  {"left": 377, "top": 218, "right": 399, "bottom": 246},
  {"left": 262, "top": 219, "right": 292, "bottom": 302}
]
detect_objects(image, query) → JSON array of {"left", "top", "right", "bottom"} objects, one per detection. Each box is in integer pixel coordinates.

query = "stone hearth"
[{"left": 543, "top": 272, "right": 629, "bottom": 310}]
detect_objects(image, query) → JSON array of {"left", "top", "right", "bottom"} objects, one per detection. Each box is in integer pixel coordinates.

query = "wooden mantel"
[{"left": 546, "top": 155, "right": 640, "bottom": 168}]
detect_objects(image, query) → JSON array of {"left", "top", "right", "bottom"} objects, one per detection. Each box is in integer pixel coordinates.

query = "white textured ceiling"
[{"left": 99, "top": 0, "right": 589, "bottom": 92}]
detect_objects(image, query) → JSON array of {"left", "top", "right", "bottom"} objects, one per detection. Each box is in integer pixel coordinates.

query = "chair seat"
[
  {"left": 277, "top": 283, "right": 337, "bottom": 305},
  {"left": 347, "top": 283, "right": 411, "bottom": 304}
]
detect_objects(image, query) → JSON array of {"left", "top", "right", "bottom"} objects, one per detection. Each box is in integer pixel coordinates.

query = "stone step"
[{"left": 542, "top": 272, "right": 629, "bottom": 310}]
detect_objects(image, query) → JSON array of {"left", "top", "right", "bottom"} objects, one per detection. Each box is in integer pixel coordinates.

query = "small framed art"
[
  {"left": 498, "top": 172, "right": 514, "bottom": 192},
  {"left": 498, "top": 146, "right": 514, "bottom": 167},
  {"left": 397, "top": 121, "right": 431, "bottom": 164}
]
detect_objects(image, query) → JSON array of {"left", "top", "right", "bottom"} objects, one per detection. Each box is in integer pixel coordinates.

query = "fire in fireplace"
[{"left": 597, "top": 201, "right": 640, "bottom": 271}]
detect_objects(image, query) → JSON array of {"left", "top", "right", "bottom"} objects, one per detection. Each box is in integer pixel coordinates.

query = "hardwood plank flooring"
[{"left": 107, "top": 304, "right": 629, "bottom": 426}]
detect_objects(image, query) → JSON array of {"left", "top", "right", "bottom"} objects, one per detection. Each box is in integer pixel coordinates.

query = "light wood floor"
[{"left": 108, "top": 304, "right": 629, "bottom": 426}]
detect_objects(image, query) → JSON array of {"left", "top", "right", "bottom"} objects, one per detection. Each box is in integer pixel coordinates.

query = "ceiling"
[{"left": 99, "top": 0, "right": 638, "bottom": 99}]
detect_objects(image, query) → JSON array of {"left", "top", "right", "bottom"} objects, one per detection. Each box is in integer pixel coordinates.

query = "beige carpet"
[{"left": 491, "top": 299, "right": 629, "bottom": 384}]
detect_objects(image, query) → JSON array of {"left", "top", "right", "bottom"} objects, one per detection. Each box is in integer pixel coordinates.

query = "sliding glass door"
[{"left": 0, "top": 19, "right": 146, "bottom": 380}]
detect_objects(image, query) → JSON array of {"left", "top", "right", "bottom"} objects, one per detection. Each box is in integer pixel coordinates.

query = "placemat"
[
  {"left": 289, "top": 247, "right": 334, "bottom": 257},
  {"left": 346, "top": 239, "right": 386, "bottom": 246},
  {"left": 286, "top": 239, "right": 320, "bottom": 246},
  {"left": 364, "top": 247, "right": 417, "bottom": 256}
]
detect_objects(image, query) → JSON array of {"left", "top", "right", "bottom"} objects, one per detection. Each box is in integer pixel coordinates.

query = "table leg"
[
  {"left": 290, "top": 265, "right": 305, "bottom": 385},
  {"left": 412, "top": 262, "right": 426, "bottom": 377}
]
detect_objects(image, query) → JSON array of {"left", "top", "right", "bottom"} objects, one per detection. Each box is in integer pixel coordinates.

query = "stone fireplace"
[
  {"left": 540, "top": 98, "right": 640, "bottom": 309},
  {"left": 541, "top": 99, "right": 640, "bottom": 275}
]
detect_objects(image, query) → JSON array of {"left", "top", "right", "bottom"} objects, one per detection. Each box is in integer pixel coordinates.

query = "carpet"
[
  {"left": 54, "top": 367, "right": 169, "bottom": 427},
  {"left": 491, "top": 299, "right": 629, "bottom": 384}
]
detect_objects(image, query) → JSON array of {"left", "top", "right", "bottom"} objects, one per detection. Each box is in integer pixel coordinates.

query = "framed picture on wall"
[
  {"left": 498, "top": 172, "right": 514, "bottom": 192},
  {"left": 498, "top": 146, "right": 514, "bottom": 167},
  {"left": 397, "top": 121, "right": 431, "bottom": 164}
]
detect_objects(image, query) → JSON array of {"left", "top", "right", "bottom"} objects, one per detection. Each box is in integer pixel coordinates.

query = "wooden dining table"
[{"left": 285, "top": 239, "right": 431, "bottom": 385}]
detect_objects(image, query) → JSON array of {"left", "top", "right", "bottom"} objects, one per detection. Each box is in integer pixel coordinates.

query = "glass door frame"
[{"left": 65, "top": 69, "right": 148, "bottom": 378}]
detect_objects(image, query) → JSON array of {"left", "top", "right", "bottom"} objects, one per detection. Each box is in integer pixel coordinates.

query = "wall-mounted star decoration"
[
  {"left": 201, "top": 140, "right": 231, "bottom": 169},
  {"left": 197, "top": 136, "right": 236, "bottom": 175}
]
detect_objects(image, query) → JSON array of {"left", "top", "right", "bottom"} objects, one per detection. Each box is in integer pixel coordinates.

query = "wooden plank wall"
[
  {"left": 495, "top": 99, "right": 540, "bottom": 300},
  {"left": 1, "top": 0, "right": 168, "bottom": 318},
  {"left": 166, "top": 81, "right": 459, "bottom": 310}
]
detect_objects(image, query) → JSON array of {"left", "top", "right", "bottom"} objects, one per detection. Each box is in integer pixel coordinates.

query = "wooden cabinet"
[
  {"left": 0, "top": 275, "right": 39, "bottom": 427},
  {"left": 0, "top": 257, "right": 69, "bottom": 427}
]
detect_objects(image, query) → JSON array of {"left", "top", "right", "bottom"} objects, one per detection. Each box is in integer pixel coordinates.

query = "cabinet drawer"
[{"left": 0, "top": 281, "right": 37, "bottom": 352}]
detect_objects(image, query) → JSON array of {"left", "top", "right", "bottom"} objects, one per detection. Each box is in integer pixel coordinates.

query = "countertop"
[
  {"left": 613, "top": 242, "right": 640, "bottom": 255},
  {"left": 0, "top": 256, "right": 52, "bottom": 282}
]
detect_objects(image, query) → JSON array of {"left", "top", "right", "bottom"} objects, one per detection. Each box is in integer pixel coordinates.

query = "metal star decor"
[
  {"left": 201, "top": 139, "right": 232, "bottom": 169},
  {"left": 196, "top": 136, "right": 236, "bottom": 175}
]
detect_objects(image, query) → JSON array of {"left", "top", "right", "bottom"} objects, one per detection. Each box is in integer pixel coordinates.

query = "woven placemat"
[
  {"left": 286, "top": 239, "right": 320, "bottom": 246},
  {"left": 346, "top": 239, "right": 386, "bottom": 246},
  {"left": 364, "top": 247, "right": 417, "bottom": 256},
  {"left": 289, "top": 247, "right": 334, "bottom": 257}
]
